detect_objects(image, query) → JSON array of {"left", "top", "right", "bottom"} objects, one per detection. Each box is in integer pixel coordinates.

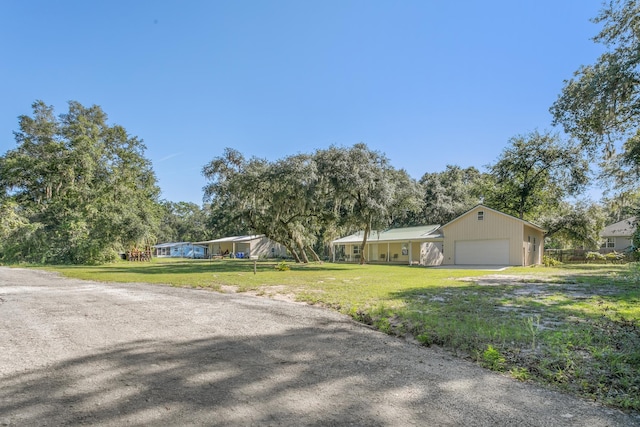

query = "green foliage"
[
  {"left": 543, "top": 255, "right": 562, "bottom": 267},
  {"left": 510, "top": 367, "right": 531, "bottom": 382},
  {"left": 157, "top": 201, "right": 211, "bottom": 243},
  {"left": 602, "top": 190, "right": 640, "bottom": 224},
  {"left": 483, "top": 130, "right": 589, "bottom": 220},
  {"left": 416, "top": 333, "right": 431, "bottom": 345},
  {"left": 537, "top": 201, "right": 606, "bottom": 250},
  {"left": 605, "top": 251, "right": 627, "bottom": 264},
  {"left": 0, "top": 101, "right": 161, "bottom": 264},
  {"left": 203, "top": 149, "right": 324, "bottom": 263},
  {"left": 275, "top": 261, "right": 290, "bottom": 271},
  {"left": 551, "top": 0, "right": 640, "bottom": 190},
  {"left": 202, "top": 143, "right": 424, "bottom": 264},
  {"left": 586, "top": 251, "right": 606, "bottom": 263},
  {"left": 481, "top": 345, "right": 506, "bottom": 371},
  {"left": 633, "top": 226, "right": 640, "bottom": 260},
  {"left": 374, "top": 317, "right": 392, "bottom": 334},
  {"left": 628, "top": 262, "right": 640, "bottom": 281},
  {"left": 524, "top": 315, "right": 541, "bottom": 350},
  {"left": 409, "top": 165, "right": 483, "bottom": 226},
  {"left": 586, "top": 251, "right": 627, "bottom": 264},
  {"left": 314, "top": 144, "right": 424, "bottom": 264}
]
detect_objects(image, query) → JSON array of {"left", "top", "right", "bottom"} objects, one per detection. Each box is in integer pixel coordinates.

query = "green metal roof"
[{"left": 332, "top": 225, "right": 442, "bottom": 244}]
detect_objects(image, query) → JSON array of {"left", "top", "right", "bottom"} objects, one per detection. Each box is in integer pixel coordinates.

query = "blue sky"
[{"left": 1, "top": 1, "right": 605, "bottom": 205}]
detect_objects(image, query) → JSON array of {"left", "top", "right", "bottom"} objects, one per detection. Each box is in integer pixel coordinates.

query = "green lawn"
[{"left": 38, "top": 259, "right": 640, "bottom": 412}]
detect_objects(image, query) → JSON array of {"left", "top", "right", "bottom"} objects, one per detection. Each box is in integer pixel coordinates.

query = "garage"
[
  {"left": 441, "top": 205, "right": 545, "bottom": 266},
  {"left": 454, "top": 239, "right": 509, "bottom": 265}
]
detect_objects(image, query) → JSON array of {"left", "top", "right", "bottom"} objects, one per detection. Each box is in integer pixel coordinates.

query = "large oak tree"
[
  {"left": 483, "top": 130, "right": 589, "bottom": 220},
  {"left": 551, "top": 0, "right": 640, "bottom": 188},
  {"left": 202, "top": 143, "right": 423, "bottom": 263},
  {"left": 0, "top": 101, "right": 161, "bottom": 264}
]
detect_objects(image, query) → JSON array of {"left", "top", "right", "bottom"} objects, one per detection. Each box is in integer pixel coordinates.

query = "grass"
[{"left": 27, "top": 259, "right": 640, "bottom": 413}]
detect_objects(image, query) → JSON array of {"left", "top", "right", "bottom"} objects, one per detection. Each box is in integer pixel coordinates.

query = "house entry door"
[{"left": 370, "top": 244, "right": 378, "bottom": 262}]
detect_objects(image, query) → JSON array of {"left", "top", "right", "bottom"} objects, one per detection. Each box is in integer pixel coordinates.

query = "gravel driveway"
[{"left": 0, "top": 267, "right": 637, "bottom": 426}]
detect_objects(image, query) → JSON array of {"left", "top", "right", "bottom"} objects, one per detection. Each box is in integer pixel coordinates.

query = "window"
[
  {"left": 601, "top": 237, "right": 615, "bottom": 248},
  {"left": 353, "top": 245, "right": 360, "bottom": 254},
  {"left": 533, "top": 237, "right": 536, "bottom": 252},
  {"left": 477, "top": 211, "right": 484, "bottom": 220}
]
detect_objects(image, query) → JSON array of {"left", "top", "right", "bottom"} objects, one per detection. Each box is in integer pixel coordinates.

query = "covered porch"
[
  {"left": 331, "top": 225, "right": 444, "bottom": 266},
  {"left": 195, "top": 236, "right": 255, "bottom": 259}
]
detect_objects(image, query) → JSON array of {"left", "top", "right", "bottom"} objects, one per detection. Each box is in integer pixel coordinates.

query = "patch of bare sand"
[
  {"left": 460, "top": 273, "right": 626, "bottom": 299},
  {"left": 221, "top": 284, "right": 310, "bottom": 304},
  {"left": 459, "top": 274, "right": 560, "bottom": 287}
]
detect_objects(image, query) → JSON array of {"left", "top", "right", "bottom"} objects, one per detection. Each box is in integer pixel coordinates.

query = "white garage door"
[{"left": 455, "top": 240, "right": 509, "bottom": 265}]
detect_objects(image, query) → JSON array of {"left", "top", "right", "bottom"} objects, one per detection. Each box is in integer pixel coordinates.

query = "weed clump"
[
  {"left": 543, "top": 255, "right": 562, "bottom": 267},
  {"left": 481, "top": 345, "right": 506, "bottom": 371},
  {"left": 275, "top": 261, "right": 290, "bottom": 271}
]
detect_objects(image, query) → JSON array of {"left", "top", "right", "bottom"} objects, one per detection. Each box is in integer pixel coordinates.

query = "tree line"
[{"left": 1, "top": 0, "right": 639, "bottom": 264}]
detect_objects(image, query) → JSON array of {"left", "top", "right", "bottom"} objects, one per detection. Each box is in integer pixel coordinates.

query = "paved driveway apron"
[{"left": 0, "top": 267, "right": 637, "bottom": 426}]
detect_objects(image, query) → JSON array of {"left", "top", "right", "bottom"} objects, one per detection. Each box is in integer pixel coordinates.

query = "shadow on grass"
[{"left": 57, "top": 259, "right": 354, "bottom": 276}]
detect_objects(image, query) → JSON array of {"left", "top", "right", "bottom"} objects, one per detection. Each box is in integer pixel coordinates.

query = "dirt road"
[{"left": 0, "top": 267, "right": 637, "bottom": 426}]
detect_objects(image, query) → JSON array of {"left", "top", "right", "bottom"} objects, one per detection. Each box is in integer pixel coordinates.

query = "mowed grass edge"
[{"left": 32, "top": 259, "right": 640, "bottom": 412}]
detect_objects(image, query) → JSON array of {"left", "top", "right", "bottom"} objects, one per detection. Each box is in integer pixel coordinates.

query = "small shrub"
[
  {"left": 481, "top": 345, "right": 506, "bottom": 371},
  {"left": 416, "top": 333, "right": 431, "bottom": 346},
  {"left": 605, "top": 251, "right": 625, "bottom": 264},
  {"left": 586, "top": 252, "right": 606, "bottom": 263},
  {"left": 510, "top": 367, "right": 531, "bottom": 381},
  {"left": 275, "top": 261, "right": 290, "bottom": 271},
  {"left": 543, "top": 255, "right": 562, "bottom": 267}
]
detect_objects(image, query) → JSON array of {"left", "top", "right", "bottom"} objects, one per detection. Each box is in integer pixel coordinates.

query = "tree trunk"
[
  {"left": 360, "top": 222, "right": 370, "bottom": 265},
  {"left": 285, "top": 244, "right": 302, "bottom": 263},
  {"left": 307, "top": 246, "right": 322, "bottom": 262},
  {"left": 519, "top": 190, "right": 528, "bottom": 219},
  {"left": 298, "top": 243, "right": 310, "bottom": 263}
]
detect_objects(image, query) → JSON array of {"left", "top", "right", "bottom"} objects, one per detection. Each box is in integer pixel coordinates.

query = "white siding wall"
[
  {"left": 614, "top": 237, "right": 633, "bottom": 251},
  {"left": 251, "top": 236, "right": 287, "bottom": 258}
]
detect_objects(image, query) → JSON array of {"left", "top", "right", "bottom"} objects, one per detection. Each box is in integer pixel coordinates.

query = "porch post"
[
  {"left": 387, "top": 242, "right": 390, "bottom": 262},
  {"left": 408, "top": 241, "right": 412, "bottom": 266}
]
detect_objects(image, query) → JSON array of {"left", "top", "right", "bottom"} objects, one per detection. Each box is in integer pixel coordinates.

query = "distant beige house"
[
  {"left": 331, "top": 205, "right": 545, "bottom": 267},
  {"left": 194, "top": 235, "right": 287, "bottom": 259},
  {"left": 600, "top": 217, "right": 636, "bottom": 253}
]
